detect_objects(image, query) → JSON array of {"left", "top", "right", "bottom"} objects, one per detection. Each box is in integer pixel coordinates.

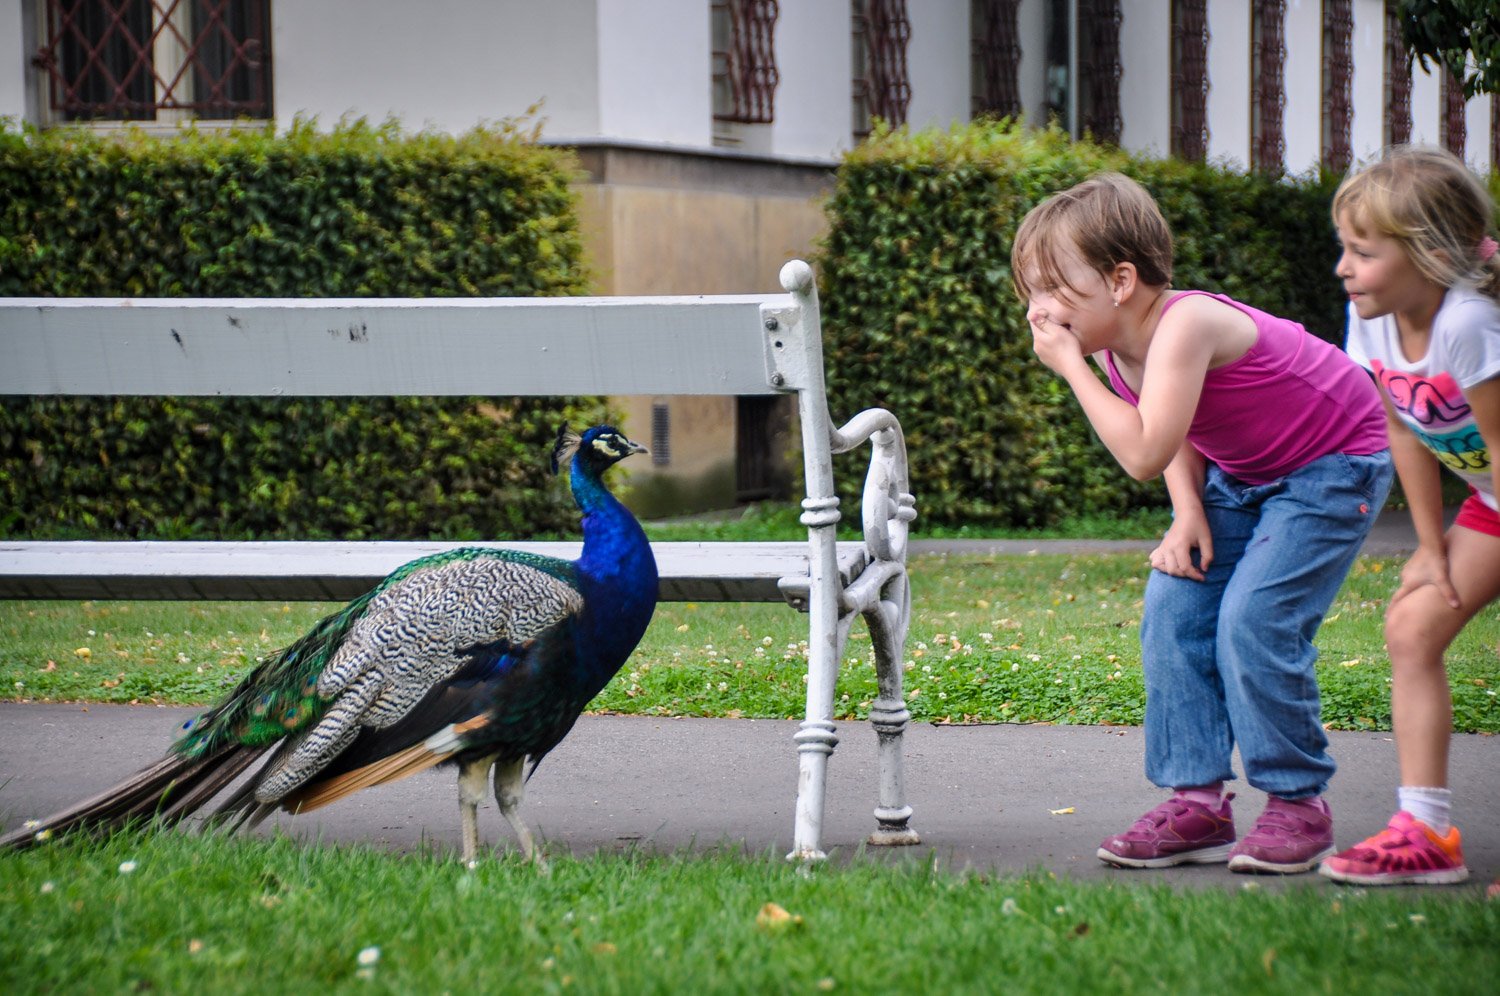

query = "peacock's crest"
[{"left": 550, "top": 423, "right": 581, "bottom": 475}]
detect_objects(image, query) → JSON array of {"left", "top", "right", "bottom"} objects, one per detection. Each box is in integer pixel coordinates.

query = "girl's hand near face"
[{"left": 1029, "top": 313, "right": 1088, "bottom": 375}]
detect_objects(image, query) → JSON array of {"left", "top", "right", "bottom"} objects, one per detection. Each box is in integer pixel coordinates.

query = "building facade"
[{"left": 2, "top": 1, "right": 1494, "bottom": 513}]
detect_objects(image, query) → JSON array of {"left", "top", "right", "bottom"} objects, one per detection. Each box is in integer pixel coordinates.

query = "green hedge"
[
  {"left": 1, "top": 120, "right": 609, "bottom": 540},
  {"left": 816, "top": 123, "right": 1351, "bottom": 529}
]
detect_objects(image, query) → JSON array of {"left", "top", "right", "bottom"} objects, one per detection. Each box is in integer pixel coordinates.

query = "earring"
[{"left": 1112, "top": 299, "right": 1119, "bottom": 309}]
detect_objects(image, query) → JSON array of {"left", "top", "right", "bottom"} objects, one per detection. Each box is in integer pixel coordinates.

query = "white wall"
[
  {"left": 771, "top": 1, "right": 855, "bottom": 160},
  {"left": 906, "top": 0, "right": 971, "bottom": 133},
  {"left": 273, "top": 0, "right": 601, "bottom": 136},
  {"left": 1349, "top": 0, "right": 1385, "bottom": 167},
  {"left": 597, "top": 0, "right": 710, "bottom": 148},
  {"left": 1408, "top": 57, "right": 1442, "bottom": 147},
  {"left": 1465, "top": 79, "right": 1493, "bottom": 174},
  {"left": 0, "top": 0, "right": 24, "bottom": 123},
  {"left": 1119, "top": 0, "right": 1170, "bottom": 157},
  {"left": 1206, "top": 0, "right": 1251, "bottom": 167},
  {"left": 1283, "top": 0, "right": 1322, "bottom": 175}
]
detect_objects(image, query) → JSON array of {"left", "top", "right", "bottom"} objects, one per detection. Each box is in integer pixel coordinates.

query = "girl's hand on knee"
[
  {"left": 1149, "top": 517, "right": 1213, "bottom": 581},
  {"left": 1393, "top": 545, "right": 1462, "bottom": 610}
]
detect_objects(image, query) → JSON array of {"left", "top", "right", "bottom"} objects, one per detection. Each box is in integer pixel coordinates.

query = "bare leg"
[
  {"left": 457, "top": 754, "right": 498, "bottom": 868},
  {"left": 1387, "top": 527, "right": 1500, "bottom": 787},
  {"left": 493, "top": 756, "right": 546, "bottom": 870}
]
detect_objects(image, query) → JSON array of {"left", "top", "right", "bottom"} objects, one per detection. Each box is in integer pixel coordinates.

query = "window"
[
  {"left": 1321, "top": 0, "right": 1352, "bottom": 172},
  {"left": 1440, "top": 69, "right": 1466, "bottom": 158},
  {"left": 853, "top": 0, "right": 911, "bottom": 138},
  {"left": 1041, "top": 0, "right": 1120, "bottom": 144},
  {"left": 712, "top": 0, "right": 779, "bottom": 139},
  {"left": 1383, "top": 0, "right": 1411, "bottom": 146},
  {"left": 1076, "top": 0, "right": 1121, "bottom": 144},
  {"left": 971, "top": 0, "right": 1022, "bottom": 120},
  {"left": 34, "top": 0, "right": 273, "bottom": 125},
  {"left": 1250, "top": 0, "right": 1286, "bottom": 173},
  {"left": 1171, "top": 0, "right": 1210, "bottom": 162}
]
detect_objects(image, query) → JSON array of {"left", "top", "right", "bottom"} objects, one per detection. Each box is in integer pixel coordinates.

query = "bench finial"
[{"left": 779, "top": 259, "right": 814, "bottom": 295}]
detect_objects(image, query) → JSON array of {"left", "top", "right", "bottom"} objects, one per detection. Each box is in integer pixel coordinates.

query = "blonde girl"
[{"left": 1321, "top": 146, "right": 1500, "bottom": 889}]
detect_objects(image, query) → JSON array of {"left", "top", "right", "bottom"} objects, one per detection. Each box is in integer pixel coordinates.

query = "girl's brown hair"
[
  {"left": 1332, "top": 145, "right": 1500, "bottom": 301},
  {"left": 1011, "top": 172, "right": 1173, "bottom": 303}
]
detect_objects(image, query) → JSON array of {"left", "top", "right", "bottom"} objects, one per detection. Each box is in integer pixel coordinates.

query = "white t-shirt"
[{"left": 1345, "top": 284, "right": 1500, "bottom": 510}]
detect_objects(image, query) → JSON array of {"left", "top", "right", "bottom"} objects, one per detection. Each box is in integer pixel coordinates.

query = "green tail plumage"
[{"left": 173, "top": 592, "right": 376, "bottom": 757}]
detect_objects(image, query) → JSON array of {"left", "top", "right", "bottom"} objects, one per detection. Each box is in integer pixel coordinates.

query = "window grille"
[
  {"left": 34, "top": 0, "right": 273, "bottom": 123},
  {"left": 1170, "top": 0, "right": 1210, "bottom": 161},
  {"left": 971, "top": 0, "right": 1022, "bottom": 120},
  {"left": 1440, "top": 70, "right": 1466, "bottom": 158},
  {"left": 1383, "top": 1, "right": 1411, "bottom": 146},
  {"left": 651, "top": 403, "right": 671, "bottom": 467},
  {"left": 1250, "top": 0, "right": 1286, "bottom": 173},
  {"left": 1321, "top": 0, "right": 1352, "bottom": 172},
  {"left": 1493, "top": 94, "right": 1500, "bottom": 172},
  {"left": 852, "top": 0, "right": 911, "bottom": 138},
  {"left": 712, "top": 0, "right": 779, "bottom": 125},
  {"left": 1077, "top": 0, "right": 1122, "bottom": 145}
]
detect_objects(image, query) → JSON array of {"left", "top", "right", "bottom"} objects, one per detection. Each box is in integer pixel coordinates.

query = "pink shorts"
[{"left": 1454, "top": 492, "right": 1500, "bottom": 538}]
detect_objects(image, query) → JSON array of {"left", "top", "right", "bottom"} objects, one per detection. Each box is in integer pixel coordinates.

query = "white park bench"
[{"left": 0, "top": 260, "right": 918, "bottom": 861}]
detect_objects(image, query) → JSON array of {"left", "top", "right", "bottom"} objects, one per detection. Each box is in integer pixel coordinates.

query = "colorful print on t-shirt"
[{"left": 1370, "top": 360, "right": 1491, "bottom": 476}]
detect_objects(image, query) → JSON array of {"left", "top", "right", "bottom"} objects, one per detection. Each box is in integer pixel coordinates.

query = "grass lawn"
[
  {"left": 2, "top": 831, "right": 1497, "bottom": 994},
  {"left": 2, "top": 545, "right": 1497, "bottom": 992},
  {"left": 4, "top": 553, "right": 1496, "bottom": 733}
]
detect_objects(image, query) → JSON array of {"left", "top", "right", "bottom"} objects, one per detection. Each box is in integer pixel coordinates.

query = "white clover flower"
[
  {"left": 118, "top": 860, "right": 137, "bottom": 874},
  {"left": 357, "top": 946, "right": 381, "bottom": 967}
]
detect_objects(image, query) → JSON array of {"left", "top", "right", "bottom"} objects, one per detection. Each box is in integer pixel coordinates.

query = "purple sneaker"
[
  {"left": 1227, "top": 795, "right": 1335, "bottom": 874},
  {"left": 1098, "top": 793, "right": 1236, "bottom": 868}
]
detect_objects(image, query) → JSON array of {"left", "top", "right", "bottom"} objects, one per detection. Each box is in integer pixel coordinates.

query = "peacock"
[{"left": 0, "top": 424, "right": 657, "bottom": 867}]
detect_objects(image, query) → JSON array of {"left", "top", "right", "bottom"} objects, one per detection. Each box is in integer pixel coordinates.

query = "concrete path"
[{"left": 2, "top": 703, "right": 1495, "bottom": 897}]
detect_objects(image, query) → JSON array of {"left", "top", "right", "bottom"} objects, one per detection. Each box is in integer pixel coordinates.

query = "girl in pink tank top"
[{"left": 1011, "top": 172, "right": 1391, "bottom": 876}]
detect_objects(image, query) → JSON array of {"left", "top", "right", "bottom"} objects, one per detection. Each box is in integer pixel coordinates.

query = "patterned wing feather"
[{"left": 251, "top": 555, "right": 583, "bottom": 802}]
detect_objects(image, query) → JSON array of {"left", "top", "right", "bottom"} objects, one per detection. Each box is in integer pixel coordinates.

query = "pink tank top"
[{"left": 1103, "top": 291, "right": 1387, "bottom": 484}]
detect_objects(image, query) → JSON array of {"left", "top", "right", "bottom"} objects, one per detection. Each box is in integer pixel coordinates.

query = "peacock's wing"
[
  {"left": 274, "top": 616, "right": 591, "bottom": 812},
  {"left": 247, "top": 551, "right": 583, "bottom": 804}
]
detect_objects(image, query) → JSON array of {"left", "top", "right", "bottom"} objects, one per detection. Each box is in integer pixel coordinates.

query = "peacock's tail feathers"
[{"left": 0, "top": 742, "right": 271, "bottom": 850}]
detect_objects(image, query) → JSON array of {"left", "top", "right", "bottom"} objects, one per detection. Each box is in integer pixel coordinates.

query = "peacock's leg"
[
  {"left": 493, "top": 756, "right": 546, "bottom": 870},
  {"left": 457, "top": 753, "right": 498, "bottom": 868}
]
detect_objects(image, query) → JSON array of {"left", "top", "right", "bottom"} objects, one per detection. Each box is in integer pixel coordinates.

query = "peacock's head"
[{"left": 551, "top": 423, "right": 648, "bottom": 476}]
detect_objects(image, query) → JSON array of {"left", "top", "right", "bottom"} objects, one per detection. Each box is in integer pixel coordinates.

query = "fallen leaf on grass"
[{"left": 756, "top": 902, "right": 804, "bottom": 932}]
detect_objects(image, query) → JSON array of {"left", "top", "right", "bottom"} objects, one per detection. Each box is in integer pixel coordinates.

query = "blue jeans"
[{"left": 1140, "top": 450, "right": 1393, "bottom": 799}]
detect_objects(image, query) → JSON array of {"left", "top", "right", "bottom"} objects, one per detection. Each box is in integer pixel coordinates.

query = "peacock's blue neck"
[{"left": 571, "top": 460, "right": 658, "bottom": 673}]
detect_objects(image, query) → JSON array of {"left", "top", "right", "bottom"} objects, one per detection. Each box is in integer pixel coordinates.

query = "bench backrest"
[{"left": 0, "top": 283, "right": 819, "bottom": 399}]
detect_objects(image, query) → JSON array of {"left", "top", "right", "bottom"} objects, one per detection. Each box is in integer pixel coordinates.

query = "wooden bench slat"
[{"left": 0, "top": 541, "right": 869, "bottom": 604}]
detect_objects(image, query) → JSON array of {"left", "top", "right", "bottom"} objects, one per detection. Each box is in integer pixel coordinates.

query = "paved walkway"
[
  {"left": 3, "top": 507, "right": 1494, "bottom": 896},
  {"left": 3, "top": 706, "right": 1495, "bottom": 897}
]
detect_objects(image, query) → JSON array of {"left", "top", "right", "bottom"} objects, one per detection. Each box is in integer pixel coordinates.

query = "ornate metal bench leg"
[
  {"left": 789, "top": 718, "right": 838, "bottom": 862},
  {"left": 866, "top": 576, "right": 919, "bottom": 846}
]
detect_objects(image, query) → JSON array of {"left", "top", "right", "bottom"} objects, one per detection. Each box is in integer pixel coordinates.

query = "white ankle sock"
[{"left": 1398, "top": 786, "right": 1452, "bottom": 834}]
